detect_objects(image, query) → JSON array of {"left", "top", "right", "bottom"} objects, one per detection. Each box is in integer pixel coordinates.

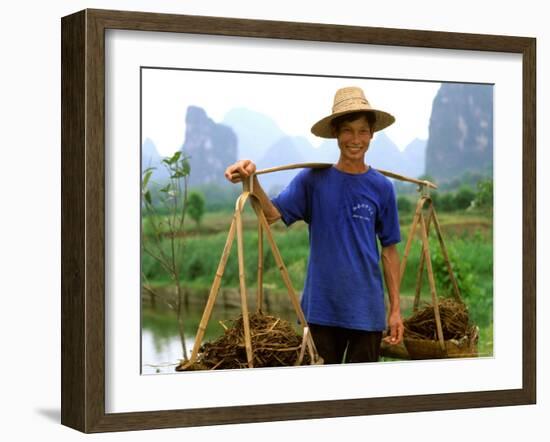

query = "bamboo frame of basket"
[
  {"left": 179, "top": 170, "right": 324, "bottom": 370},
  {"left": 399, "top": 186, "right": 464, "bottom": 352}
]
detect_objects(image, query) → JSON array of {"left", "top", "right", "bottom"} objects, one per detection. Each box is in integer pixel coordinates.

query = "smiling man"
[{"left": 224, "top": 86, "right": 404, "bottom": 364}]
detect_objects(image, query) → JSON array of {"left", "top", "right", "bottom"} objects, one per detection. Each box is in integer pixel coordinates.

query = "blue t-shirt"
[{"left": 271, "top": 166, "right": 401, "bottom": 331}]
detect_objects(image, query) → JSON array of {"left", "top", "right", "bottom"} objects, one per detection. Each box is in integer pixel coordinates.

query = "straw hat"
[{"left": 311, "top": 86, "right": 395, "bottom": 138}]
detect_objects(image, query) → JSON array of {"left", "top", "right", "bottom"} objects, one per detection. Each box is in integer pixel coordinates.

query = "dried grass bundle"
[
  {"left": 404, "top": 298, "right": 472, "bottom": 341},
  {"left": 177, "top": 313, "right": 311, "bottom": 371}
]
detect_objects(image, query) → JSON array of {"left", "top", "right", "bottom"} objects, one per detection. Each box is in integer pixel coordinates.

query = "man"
[{"left": 224, "top": 86, "right": 404, "bottom": 364}]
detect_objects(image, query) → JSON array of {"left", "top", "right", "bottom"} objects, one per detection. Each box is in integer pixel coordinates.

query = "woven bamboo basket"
[{"left": 403, "top": 326, "right": 479, "bottom": 360}]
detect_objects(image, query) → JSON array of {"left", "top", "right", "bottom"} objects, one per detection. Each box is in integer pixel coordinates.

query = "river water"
[{"left": 141, "top": 299, "right": 297, "bottom": 375}]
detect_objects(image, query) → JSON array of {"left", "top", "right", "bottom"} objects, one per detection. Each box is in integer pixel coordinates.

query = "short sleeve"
[
  {"left": 375, "top": 182, "right": 401, "bottom": 247},
  {"left": 270, "top": 169, "right": 311, "bottom": 226}
]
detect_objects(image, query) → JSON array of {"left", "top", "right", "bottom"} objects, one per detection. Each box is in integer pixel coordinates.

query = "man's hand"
[
  {"left": 383, "top": 310, "right": 404, "bottom": 345},
  {"left": 224, "top": 159, "right": 256, "bottom": 183}
]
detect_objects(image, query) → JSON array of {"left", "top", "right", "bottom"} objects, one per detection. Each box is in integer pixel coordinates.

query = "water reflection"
[{"left": 141, "top": 297, "right": 296, "bottom": 375}]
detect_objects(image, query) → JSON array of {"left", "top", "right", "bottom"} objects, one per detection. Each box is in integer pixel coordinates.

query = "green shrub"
[
  {"left": 475, "top": 179, "right": 493, "bottom": 210},
  {"left": 454, "top": 185, "right": 476, "bottom": 210},
  {"left": 397, "top": 196, "right": 413, "bottom": 213},
  {"left": 438, "top": 192, "right": 455, "bottom": 212}
]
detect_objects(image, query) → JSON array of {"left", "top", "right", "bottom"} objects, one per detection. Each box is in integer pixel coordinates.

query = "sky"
[{"left": 142, "top": 68, "right": 441, "bottom": 157}]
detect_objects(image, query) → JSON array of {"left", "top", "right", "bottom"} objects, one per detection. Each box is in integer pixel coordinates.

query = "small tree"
[
  {"left": 430, "top": 191, "right": 440, "bottom": 208},
  {"left": 142, "top": 150, "right": 191, "bottom": 360},
  {"left": 474, "top": 178, "right": 493, "bottom": 210},
  {"left": 187, "top": 191, "right": 205, "bottom": 229},
  {"left": 397, "top": 195, "right": 413, "bottom": 213},
  {"left": 454, "top": 185, "right": 476, "bottom": 211},
  {"left": 439, "top": 192, "right": 455, "bottom": 212}
]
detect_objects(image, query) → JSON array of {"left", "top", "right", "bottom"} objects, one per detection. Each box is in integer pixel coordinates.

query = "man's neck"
[{"left": 335, "top": 158, "right": 369, "bottom": 174}]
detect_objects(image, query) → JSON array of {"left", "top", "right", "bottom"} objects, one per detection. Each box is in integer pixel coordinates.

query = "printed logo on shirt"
[{"left": 351, "top": 202, "right": 374, "bottom": 222}]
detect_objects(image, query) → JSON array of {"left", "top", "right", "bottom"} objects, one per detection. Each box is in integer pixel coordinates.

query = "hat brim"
[{"left": 311, "top": 109, "right": 395, "bottom": 138}]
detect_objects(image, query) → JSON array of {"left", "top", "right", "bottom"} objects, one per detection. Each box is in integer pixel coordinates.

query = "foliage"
[
  {"left": 437, "top": 169, "right": 492, "bottom": 192},
  {"left": 474, "top": 178, "right": 493, "bottom": 210},
  {"left": 429, "top": 191, "right": 439, "bottom": 207},
  {"left": 187, "top": 191, "right": 206, "bottom": 228},
  {"left": 438, "top": 192, "right": 455, "bottom": 212},
  {"left": 431, "top": 186, "right": 476, "bottom": 213},
  {"left": 453, "top": 185, "right": 476, "bottom": 210},
  {"left": 191, "top": 183, "right": 241, "bottom": 212},
  {"left": 431, "top": 236, "right": 493, "bottom": 327},
  {"left": 142, "top": 149, "right": 192, "bottom": 359},
  {"left": 397, "top": 195, "right": 413, "bottom": 213}
]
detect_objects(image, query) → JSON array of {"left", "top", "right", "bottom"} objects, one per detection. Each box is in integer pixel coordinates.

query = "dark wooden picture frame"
[{"left": 61, "top": 8, "right": 536, "bottom": 433}]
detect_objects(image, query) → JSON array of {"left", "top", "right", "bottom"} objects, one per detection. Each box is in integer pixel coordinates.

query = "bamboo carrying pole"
[
  {"left": 249, "top": 195, "right": 320, "bottom": 358},
  {"left": 235, "top": 192, "right": 254, "bottom": 368},
  {"left": 180, "top": 173, "right": 322, "bottom": 369},
  {"left": 257, "top": 214, "right": 264, "bottom": 313},
  {"left": 413, "top": 203, "right": 433, "bottom": 311},
  {"left": 430, "top": 206, "right": 463, "bottom": 303},
  {"left": 399, "top": 184, "right": 466, "bottom": 355},
  {"left": 230, "top": 162, "right": 437, "bottom": 189},
  {"left": 419, "top": 212, "right": 446, "bottom": 351},
  {"left": 178, "top": 216, "right": 237, "bottom": 370},
  {"left": 399, "top": 196, "right": 427, "bottom": 283}
]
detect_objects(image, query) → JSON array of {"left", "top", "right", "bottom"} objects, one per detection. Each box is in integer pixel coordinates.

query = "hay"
[
  {"left": 176, "top": 313, "right": 311, "bottom": 371},
  {"left": 404, "top": 298, "right": 472, "bottom": 341}
]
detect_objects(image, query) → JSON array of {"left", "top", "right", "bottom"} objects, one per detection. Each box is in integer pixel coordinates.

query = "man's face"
[{"left": 335, "top": 115, "right": 373, "bottom": 162}]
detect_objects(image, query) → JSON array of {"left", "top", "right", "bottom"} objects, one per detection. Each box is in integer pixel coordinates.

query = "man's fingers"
[
  {"left": 391, "top": 324, "right": 398, "bottom": 340},
  {"left": 389, "top": 323, "right": 404, "bottom": 345},
  {"left": 237, "top": 164, "right": 250, "bottom": 177},
  {"left": 384, "top": 322, "right": 404, "bottom": 345},
  {"left": 224, "top": 160, "right": 255, "bottom": 184}
]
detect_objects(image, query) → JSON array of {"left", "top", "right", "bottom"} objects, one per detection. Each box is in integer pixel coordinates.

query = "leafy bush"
[
  {"left": 438, "top": 192, "right": 455, "bottom": 212},
  {"left": 454, "top": 185, "right": 476, "bottom": 210},
  {"left": 474, "top": 179, "right": 493, "bottom": 210},
  {"left": 431, "top": 243, "right": 492, "bottom": 327},
  {"left": 187, "top": 191, "right": 206, "bottom": 228},
  {"left": 397, "top": 196, "right": 413, "bottom": 213}
]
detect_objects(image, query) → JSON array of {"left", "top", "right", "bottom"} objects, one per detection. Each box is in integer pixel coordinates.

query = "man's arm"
[
  {"left": 224, "top": 159, "right": 281, "bottom": 224},
  {"left": 381, "top": 244, "right": 404, "bottom": 345}
]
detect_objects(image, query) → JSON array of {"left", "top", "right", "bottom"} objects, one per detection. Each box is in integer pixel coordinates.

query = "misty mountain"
[
  {"left": 222, "top": 108, "right": 285, "bottom": 160},
  {"left": 255, "top": 136, "right": 306, "bottom": 193},
  {"left": 253, "top": 132, "right": 427, "bottom": 194},
  {"left": 367, "top": 132, "right": 403, "bottom": 172},
  {"left": 425, "top": 83, "right": 493, "bottom": 181},
  {"left": 221, "top": 107, "right": 428, "bottom": 185},
  {"left": 141, "top": 138, "right": 170, "bottom": 183},
  {"left": 181, "top": 106, "right": 239, "bottom": 187},
  {"left": 402, "top": 138, "right": 427, "bottom": 178},
  {"left": 143, "top": 105, "right": 428, "bottom": 199}
]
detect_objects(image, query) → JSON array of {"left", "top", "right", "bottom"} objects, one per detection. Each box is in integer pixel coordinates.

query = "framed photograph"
[{"left": 61, "top": 8, "right": 536, "bottom": 433}]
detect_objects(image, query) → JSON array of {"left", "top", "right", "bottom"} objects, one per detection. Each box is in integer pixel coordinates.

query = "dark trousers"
[{"left": 309, "top": 323, "right": 383, "bottom": 364}]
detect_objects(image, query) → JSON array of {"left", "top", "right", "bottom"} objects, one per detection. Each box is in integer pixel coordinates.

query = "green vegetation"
[
  {"left": 187, "top": 191, "right": 206, "bottom": 229},
  {"left": 142, "top": 150, "right": 192, "bottom": 359},
  {"left": 397, "top": 195, "right": 413, "bottom": 213},
  {"left": 408, "top": 178, "right": 493, "bottom": 215},
  {"left": 474, "top": 178, "right": 493, "bottom": 211}
]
